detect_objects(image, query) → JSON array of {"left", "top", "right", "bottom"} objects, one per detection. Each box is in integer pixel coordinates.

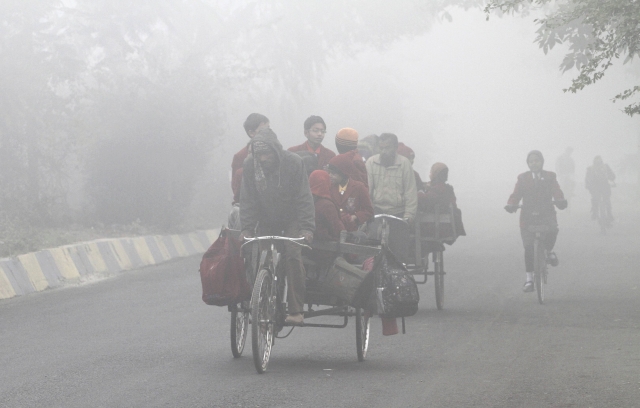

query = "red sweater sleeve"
[{"left": 353, "top": 183, "right": 373, "bottom": 225}]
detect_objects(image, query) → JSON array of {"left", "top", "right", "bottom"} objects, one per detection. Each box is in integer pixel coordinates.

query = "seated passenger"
[
  {"left": 419, "top": 162, "right": 466, "bottom": 242},
  {"left": 288, "top": 115, "right": 336, "bottom": 169},
  {"left": 365, "top": 133, "right": 417, "bottom": 222},
  {"left": 326, "top": 154, "right": 374, "bottom": 232},
  {"left": 309, "top": 170, "right": 345, "bottom": 241},
  {"left": 334, "top": 127, "right": 368, "bottom": 186},
  {"left": 357, "top": 134, "right": 379, "bottom": 161}
]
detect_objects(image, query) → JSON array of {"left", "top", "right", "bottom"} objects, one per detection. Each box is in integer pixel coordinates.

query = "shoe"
[
  {"left": 523, "top": 281, "right": 534, "bottom": 292},
  {"left": 546, "top": 252, "right": 559, "bottom": 267},
  {"left": 285, "top": 313, "right": 304, "bottom": 325}
]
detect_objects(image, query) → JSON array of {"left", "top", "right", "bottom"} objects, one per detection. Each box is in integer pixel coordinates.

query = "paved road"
[{"left": 2, "top": 201, "right": 639, "bottom": 407}]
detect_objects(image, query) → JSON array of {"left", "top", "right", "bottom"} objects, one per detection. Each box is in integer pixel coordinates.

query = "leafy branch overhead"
[{"left": 485, "top": 0, "right": 640, "bottom": 116}]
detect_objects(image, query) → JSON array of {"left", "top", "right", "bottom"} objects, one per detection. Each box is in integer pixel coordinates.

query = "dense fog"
[
  {"left": 1, "top": 1, "right": 638, "bottom": 248},
  {"left": 222, "top": 7, "right": 639, "bottom": 220}
]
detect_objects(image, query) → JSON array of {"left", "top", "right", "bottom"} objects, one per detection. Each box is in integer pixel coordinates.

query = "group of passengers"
[{"left": 231, "top": 113, "right": 459, "bottom": 325}]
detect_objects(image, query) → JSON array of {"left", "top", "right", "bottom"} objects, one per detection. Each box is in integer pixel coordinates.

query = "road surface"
[{"left": 2, "top": 198, "right": 639, "bottom": 407}]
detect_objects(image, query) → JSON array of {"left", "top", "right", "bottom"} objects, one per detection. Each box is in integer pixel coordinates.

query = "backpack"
[
  {"left": 199, "top": 228, "right": 251, "bottom": 306},
  {"left": 372, "top": 247, "right": 419, "bottom": 318}
]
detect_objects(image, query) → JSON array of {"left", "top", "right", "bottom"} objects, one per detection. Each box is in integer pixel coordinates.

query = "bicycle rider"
[
  {"left": 585, "top": 155, "right": 616, "bottom": 223},
  {"left": 505, "top": 150, "right": 568, "bottom": 293},
  {"left": 239, "top": 128, "right": 315, "bottom": 325}
]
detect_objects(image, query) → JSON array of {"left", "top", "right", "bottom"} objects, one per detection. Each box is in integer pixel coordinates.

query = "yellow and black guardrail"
[{"left": 0, "top": 230, "right": 218, "bottom": 300}]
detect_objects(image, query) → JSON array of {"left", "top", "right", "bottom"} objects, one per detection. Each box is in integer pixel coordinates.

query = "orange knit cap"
[{"left": 335, "top": 128, "right": 359, "bottom": 147}]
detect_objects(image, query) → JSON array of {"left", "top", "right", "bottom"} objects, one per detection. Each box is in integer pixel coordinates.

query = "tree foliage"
[
  {"left": 1, "top": 0, "right": 483, "bottom": 234},
  {"left": 485, "top": 0, "right": 640, "bottom": 116}
]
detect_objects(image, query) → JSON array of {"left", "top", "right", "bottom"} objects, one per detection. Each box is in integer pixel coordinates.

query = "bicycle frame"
[
  {"left": 516, "top": 205, "right": 557, "bottom": 304},
  {"left": 243, "top": 236, "right": 310, "bottom": 331},
  {"left": 528, "top": 224, "right": 551, "bottom": 304}
]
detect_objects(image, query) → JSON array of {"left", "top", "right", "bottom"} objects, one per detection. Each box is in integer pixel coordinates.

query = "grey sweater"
[{"left": 239, "top": 131, "right": 315, "bottom": 234}]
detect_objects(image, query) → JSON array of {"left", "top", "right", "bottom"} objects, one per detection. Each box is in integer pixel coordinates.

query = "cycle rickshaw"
[
  {"left": 227, "top": 226, "right": 386, "bottom": 373},
  {"left": 404, "top": 204, "right": 459, "bottom": 310}
]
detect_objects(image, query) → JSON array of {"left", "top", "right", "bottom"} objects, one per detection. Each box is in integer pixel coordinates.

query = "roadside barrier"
[{"left": 0, "top": 230, "right": 218, "bottom": 300}]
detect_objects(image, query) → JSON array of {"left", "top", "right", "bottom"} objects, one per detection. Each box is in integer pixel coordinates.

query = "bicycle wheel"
[
  {"left": 598, "top": 199, "right": 607, "bottom": 235},
  {"left": 534, "top": 240, "right": 545, "bottom": 304},
  {"left": 251, "top": 268, "right": 275, "bottom": 374},
  {"left": 434, "top": 251, "right": 445, "bottom": 310},
  {"left": 230, "top": 302, "right": 249, "bottom": 358},
  {"left": 355, "top": 308, "right": 370, "bottom": 362}
]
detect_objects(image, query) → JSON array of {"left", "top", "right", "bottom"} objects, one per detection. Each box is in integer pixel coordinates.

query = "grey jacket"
[
  {"left": 365, "top": 153, "right": 418, "bottom": 220},
  {"left": 239, "top": 130, "right": 315, "bottom": 234}
]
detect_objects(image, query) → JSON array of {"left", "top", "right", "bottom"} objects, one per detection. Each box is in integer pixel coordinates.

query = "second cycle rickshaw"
[{"left": 404, "top": 204, "right": 459, "bottom": 310}]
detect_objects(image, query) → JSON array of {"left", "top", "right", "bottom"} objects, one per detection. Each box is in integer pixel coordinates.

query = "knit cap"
[{"left": 335, "top": 128, "right": 359, "bottom": 148}]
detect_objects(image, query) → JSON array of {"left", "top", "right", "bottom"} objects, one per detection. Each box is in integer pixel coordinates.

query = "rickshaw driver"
[
  {"left": 365, "top": 133, "right": 418, "bottom": 222},
  {"left": 239, "top": 128, "right": 315, "bottom": 326}
]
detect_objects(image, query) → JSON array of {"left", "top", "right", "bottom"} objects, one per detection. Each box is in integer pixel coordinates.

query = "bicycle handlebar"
[
  {"left": 374, "top": 214, "right": 407, "bottom": 223},
  {"left": 513, "top": 201, "right": 564, "bottom": 210},
  {"left": 241, "top": 236, "right": 311, "bottom": 250}
]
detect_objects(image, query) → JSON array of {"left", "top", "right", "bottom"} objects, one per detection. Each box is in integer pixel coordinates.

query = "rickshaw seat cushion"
[
  {"left": 313, "top": 256, "right": 373, "bottom": 307},
  {"left": 365, "top": 217, "right": 412, "bottom": 262}
]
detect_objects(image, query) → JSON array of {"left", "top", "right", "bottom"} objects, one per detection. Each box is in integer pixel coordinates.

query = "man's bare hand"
[
  {"left": 300, "top": 231, "right": 313, "bottom": 244},
  {"left": 239, "top": 230, "right": 253, "bottom": 241}
]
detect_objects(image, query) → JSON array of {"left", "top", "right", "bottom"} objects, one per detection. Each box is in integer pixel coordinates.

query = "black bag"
[{"left": 372, "top": 247, "right": 419, "bottom": 318}]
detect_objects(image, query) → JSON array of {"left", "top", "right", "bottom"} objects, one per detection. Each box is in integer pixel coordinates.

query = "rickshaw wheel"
[
  {"left": 251, "top": 269, "right": 274, "bottom": 373},
  {"left": 230, "top": 302, "right": 249, "bottom": 358},
  {"left": 355, "top": 308, "right": 370, "bottom": 362}
]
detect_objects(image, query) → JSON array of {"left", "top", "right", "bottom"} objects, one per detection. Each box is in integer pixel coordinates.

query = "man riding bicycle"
[
  {"left": 585, "top": 155, "right": 615, "bottom": 223},
  {"left": 505, "top": 150, "right": 567, "bottom": 293},
  {"left": 239, "top": 128, "right": 315, "bottom": 325}
]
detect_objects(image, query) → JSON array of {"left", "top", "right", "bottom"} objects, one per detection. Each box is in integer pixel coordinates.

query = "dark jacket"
[
  {"left": 507, "top": 170, "right": 565, "bottom": 228},
  {"left": 585, "top": 164, "right": 615, "bottom": 195},
  {"left": 419, "top": 181, "right": 466, "bottom": 240},
  {"left": 231, "top": 144, "right": 249, "bottom": 204},
  {"left": 240, "top": 131, "right": 315, "bottom": 234}
]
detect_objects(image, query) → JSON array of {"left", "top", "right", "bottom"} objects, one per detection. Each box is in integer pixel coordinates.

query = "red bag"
[{"left": 199, "top": 228, "right": 251, "bottom": 306}]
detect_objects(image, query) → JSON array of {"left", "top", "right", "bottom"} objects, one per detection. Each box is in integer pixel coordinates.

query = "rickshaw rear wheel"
[
  {"left": 355, "top": 308, "right": 370, "bottom": 362},
  {"left": 230, "top": 302, "right": 249, "bottom": 358},
  {"left": 251, "top": 269, "right": 274, "bottom": 374}
]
